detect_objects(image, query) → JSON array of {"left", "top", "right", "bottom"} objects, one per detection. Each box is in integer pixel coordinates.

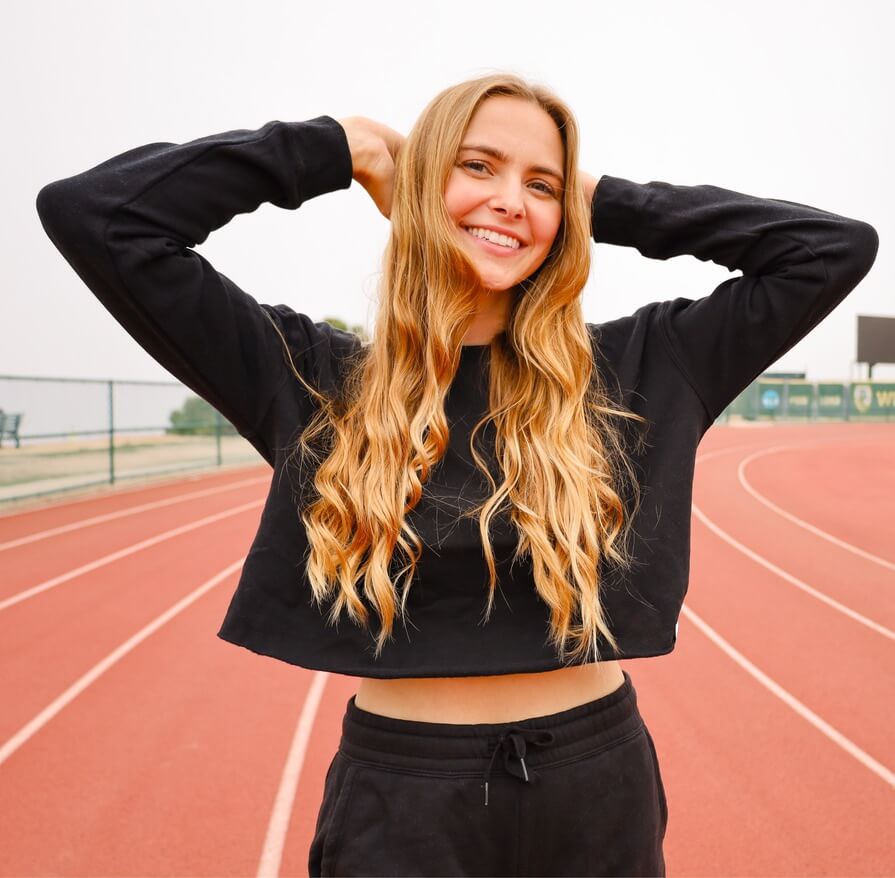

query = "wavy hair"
[{"left": 266, "top": 73, "right": 649, "bottom": 664}]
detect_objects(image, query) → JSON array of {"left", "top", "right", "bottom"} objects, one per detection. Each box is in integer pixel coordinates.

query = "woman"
[{"left": 36, "top": 74, "right": 878, "bottom": 877}]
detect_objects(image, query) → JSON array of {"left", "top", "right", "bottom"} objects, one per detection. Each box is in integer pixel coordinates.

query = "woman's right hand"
[{"left": 337, "top": 116, "right": 405, "bottom": 219}]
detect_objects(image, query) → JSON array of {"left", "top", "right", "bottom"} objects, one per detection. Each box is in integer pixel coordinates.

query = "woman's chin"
[
  {"left": 475, "top": 270, "right": 518, "bottom": 293},
  {"left": 463, "top": 253, "right": 527, "bottom": 292}
]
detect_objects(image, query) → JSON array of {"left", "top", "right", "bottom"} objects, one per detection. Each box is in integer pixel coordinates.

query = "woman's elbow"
[
  {"left": 35, "top": 178, "right": 84, "bottom": 240},
  {"left": 851, "top": 220, "right": 880, "bottom": 275}
]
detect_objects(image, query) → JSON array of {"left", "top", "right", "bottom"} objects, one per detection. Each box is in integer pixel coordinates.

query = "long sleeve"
[
  {"left": 35, "top": 116, "right": 354, "bottom": 464},
  {"left": 591, "top": 175, "right": 880, "bottom": 423}
]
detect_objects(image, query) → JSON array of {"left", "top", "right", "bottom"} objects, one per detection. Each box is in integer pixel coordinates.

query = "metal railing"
[{"left": 0, "top": 374, "right": 263, "bottom": 505}]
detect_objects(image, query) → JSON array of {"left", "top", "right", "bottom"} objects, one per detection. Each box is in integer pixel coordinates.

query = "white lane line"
[
  {"left": 691, "top": 502, "right": 894, "bottom": 640},
  {"left": 737, "top": 444, "right": 895, "bottom": 573},
  {"left": 0, "top": 558, "right": 245, "bottom": 768},
  {"left": 694, "top": 444, "right": 758, "bottom": 465},
  {"left": 256, "top": 672, "right": 331, "bottom": 878},
  {"left": 0, "top": 499, "right": 263, "bottom": 613},
  {"left": 0, "top": 464, "right": 268, "bottom": 522},
  {"left": 0, "top": 475, "right": 270, "bottom": 553},
  {"left": 680, "top": 604, "right": 895, "bottom": 789}
]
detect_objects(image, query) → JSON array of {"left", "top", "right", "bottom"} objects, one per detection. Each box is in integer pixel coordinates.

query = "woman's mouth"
[{"left": 461, "top": 225, "right": 526, "bottom": 257}]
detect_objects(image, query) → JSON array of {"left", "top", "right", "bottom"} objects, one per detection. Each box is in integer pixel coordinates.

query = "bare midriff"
[{"left": 353, "top": 659, "right": 626, "bottom": 724}]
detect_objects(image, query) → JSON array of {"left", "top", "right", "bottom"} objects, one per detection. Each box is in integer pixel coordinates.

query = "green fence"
[
  {"left": 0, "top": 374, "right": 264, "bottom": 505},
  {"left": 719, "top": 379, "right": 895, "bottom": 422},
  {"left": 3, "top": 371, "right": 892, "bottom": 505}
]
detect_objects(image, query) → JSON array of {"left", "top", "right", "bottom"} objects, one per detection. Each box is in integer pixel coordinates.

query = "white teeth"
[{"left": 464, "top": 226, "right": 521, "bottom": 249}]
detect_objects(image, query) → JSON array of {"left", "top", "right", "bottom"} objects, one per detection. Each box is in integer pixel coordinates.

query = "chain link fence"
[{"left": 0, "top": 374, "right": 264, "bottom": 505}]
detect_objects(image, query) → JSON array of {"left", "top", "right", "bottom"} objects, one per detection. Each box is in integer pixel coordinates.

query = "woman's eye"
[
  {"left": 461, "top": 161, "right": 557, "bottom": 197},
  {"left": 531, "top": 181, "right": 557, "bottom": 196}
]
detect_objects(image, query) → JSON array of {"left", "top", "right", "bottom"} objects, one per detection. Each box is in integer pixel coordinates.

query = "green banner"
[
  {"left": 817, "top": 383, "right": 847, "bottom": 417},
  {"left": 757, "top": 381, "right": 785, "bottom": 418},
  {"left": 721, "top": 379, "right": 895, "bottom": 422},
  {"left": 783, "top": 381, "right": 814, "bottom": 417},
  {"left": 848, "top": 382, "right": 895, "bottom": 418}
]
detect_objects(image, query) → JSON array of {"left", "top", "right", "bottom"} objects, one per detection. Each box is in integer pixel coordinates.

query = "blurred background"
[{"left": 1, "top": 0, "right": 891, "bottom": 506}]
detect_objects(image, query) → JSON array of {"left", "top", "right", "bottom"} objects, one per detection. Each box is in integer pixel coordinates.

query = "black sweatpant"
[{"left": 308, "top": 670, "right": 667, "bottom": 877}]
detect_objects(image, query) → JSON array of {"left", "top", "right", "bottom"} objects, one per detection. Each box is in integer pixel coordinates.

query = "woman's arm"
[
  {"left": 589, "top": 174, "right": 879, "bottom": 423},
  {"left": 338, "top": 116, "right": 404, "bottom": 218},
  {"left": 35, "top": 117, "right": 353, "bottom": 464}
]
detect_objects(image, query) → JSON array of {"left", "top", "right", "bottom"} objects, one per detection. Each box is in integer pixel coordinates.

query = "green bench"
[{"left": 0, "top": 411, "right": 23, "bottom": 448}]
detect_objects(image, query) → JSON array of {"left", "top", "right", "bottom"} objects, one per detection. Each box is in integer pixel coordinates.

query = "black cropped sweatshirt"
[{"left": 35, "top": 116, "right": 879, "bottom": 678}]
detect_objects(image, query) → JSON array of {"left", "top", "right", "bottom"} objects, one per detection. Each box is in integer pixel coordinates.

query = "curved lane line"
[
  {"left": 256, "top": 672, "right": 330, "bottom": 878},
  {"left": 0, "top": 499, "right": 263, "bottom": 613},
  {"left": 0, "top": 558, "right": 246, "bottom": 768},
  {"left": 0, "top": 475, "right": 270, "bottom": 553},
  {"left": 680, "top": 604, "right": 894, "bottom": 789},
  {"left": 737, "top": 444, "right": 895, "bottom": 572},
  {"left": 694, "top": 444, "right": 757, "bottom": 465},
  {"left": 691, "top": 502, "right": 894, "bottom": 640}
]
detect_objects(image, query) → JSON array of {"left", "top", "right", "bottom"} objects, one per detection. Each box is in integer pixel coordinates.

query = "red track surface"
[{"left": 1, "top": 423, "right": 892, "bottom": 877}]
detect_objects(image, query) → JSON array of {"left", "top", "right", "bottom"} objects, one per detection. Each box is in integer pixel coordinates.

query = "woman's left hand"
[{"left": 579, "top": 171, "right": 599, "bottom": 206}]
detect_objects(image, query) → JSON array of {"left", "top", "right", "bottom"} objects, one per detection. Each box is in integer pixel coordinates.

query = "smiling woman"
[
  {"left": 36, "top": 62, "right": 877, "bottom": 875},
  {"left": 295, "top": 75, "right": 666, "bottom": 872},
  {"left": 311, "top": 78, "right": 641, "bottom": 680},
  {"left": 348, "top": 91, "right": 634, "bottom": 722},
  {"left": 444, "top": 95, "right": 565, "bottom": 342}
]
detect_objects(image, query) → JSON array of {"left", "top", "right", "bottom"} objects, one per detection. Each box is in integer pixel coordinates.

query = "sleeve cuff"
[
  {"left": 591, "top": 174, "right": 650, "bottom": 248},
  {"left": 282, "top": 115, "right": 354, "bottom": 204}
]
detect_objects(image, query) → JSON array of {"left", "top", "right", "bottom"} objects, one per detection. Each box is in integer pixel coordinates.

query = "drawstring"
[{"left": 482, "top": 726, "right": 556, "bottom": 806}]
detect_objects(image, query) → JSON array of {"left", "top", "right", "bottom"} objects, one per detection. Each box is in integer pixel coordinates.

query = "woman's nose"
[{"left": 489, "top": 181, "right": 525, "bottom": 217}]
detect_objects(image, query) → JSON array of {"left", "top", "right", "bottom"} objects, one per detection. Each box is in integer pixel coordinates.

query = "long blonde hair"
[{"left": 266, "top": 73, "right": 649, "bottom": 664}]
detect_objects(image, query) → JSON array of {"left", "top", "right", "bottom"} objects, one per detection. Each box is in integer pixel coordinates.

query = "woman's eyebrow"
[{"left": 459, "top": 143, "right": 564, "bottom": 184}]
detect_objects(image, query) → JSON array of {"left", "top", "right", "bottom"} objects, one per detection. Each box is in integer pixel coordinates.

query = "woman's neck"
[{"left": 461, "top": 286, "right": 514, "bottom": 345}]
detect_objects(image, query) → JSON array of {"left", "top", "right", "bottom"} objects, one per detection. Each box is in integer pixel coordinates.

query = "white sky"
[{"left": 3, "top": 0, "right": 892, "bottom": 385}]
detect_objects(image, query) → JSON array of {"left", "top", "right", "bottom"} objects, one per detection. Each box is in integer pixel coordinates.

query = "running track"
[{"left": 0, "top": 422, "right": 892, "bottom": 877}]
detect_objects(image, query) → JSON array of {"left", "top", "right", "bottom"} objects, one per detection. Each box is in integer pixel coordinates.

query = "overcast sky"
[{"left": 3, "top": 0, "right": 892, "bottom": 385}]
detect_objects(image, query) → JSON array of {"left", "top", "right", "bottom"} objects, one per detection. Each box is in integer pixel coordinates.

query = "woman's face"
[{"left": 444, "top": 95, "right": 565, "bottom": 292}]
